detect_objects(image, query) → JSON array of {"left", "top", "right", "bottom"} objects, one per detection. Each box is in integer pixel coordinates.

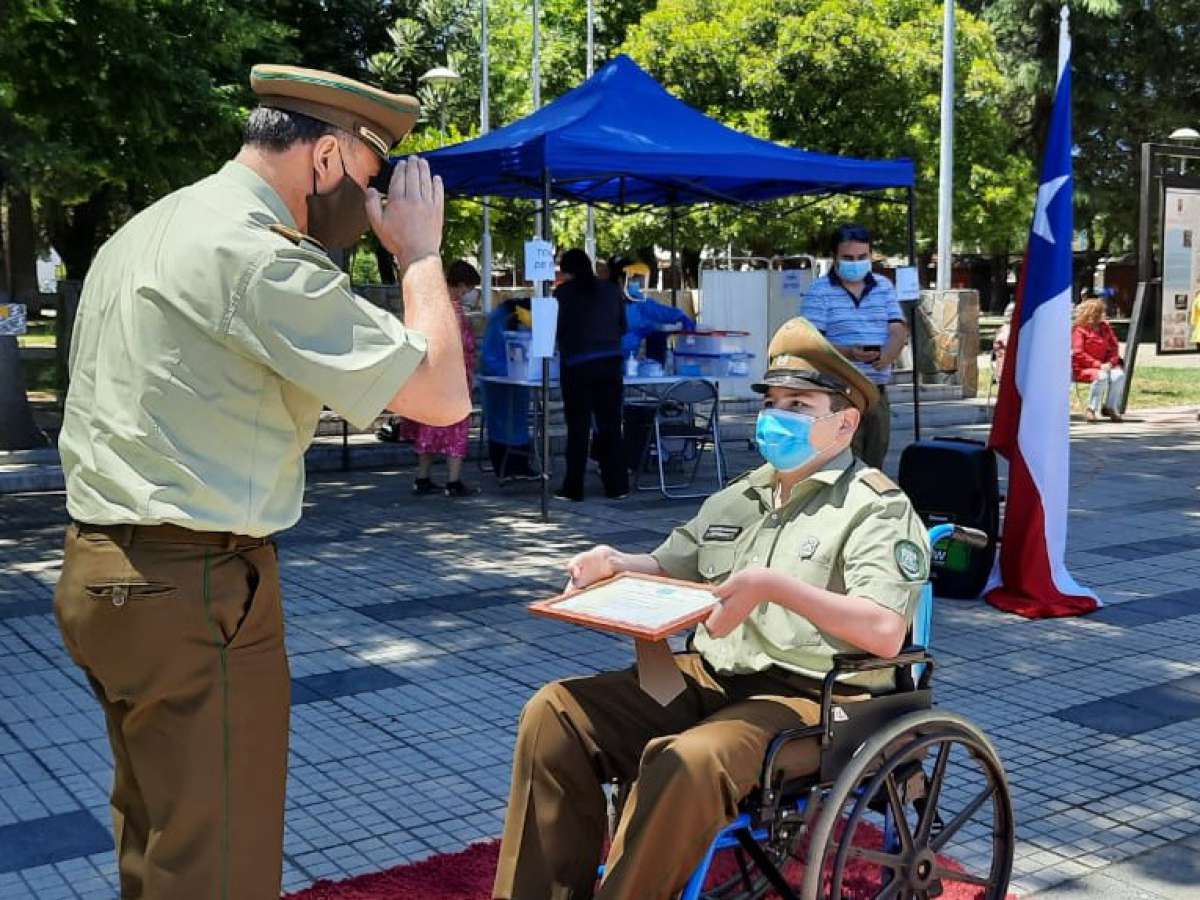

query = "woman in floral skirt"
[{"left": 407, "top": 260, "right": 480, "bottom": 497}]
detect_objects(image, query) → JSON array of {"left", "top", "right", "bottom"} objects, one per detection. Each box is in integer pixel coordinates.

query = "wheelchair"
[{"left": 607, "top": 523, "right": 1015, "bottom": 900}]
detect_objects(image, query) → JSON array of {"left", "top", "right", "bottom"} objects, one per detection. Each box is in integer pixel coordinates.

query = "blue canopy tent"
[
  {"left": 416, "top": 55, "right": 920, "bottom": 518},
  {"left": 422, "top": 54, "right": 914, "bottom": 209}
]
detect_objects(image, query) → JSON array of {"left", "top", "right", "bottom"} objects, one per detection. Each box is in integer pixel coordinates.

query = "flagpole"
[
  {"left": 935, "top": 0, "right": 955, "bottom": 292},
  {"left": 480, "top": 0, "right": 493, "bottom": 312},
  {"left": 1058, "top": 4, "right": 1070, "bottom": 82}
]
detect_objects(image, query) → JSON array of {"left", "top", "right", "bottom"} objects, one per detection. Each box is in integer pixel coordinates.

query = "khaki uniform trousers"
[
  {"left": 852, "top": 386, "right": 891, "bottom": 469},
  {"left": 54, "top": 523, "right": 290, "bottom": 900},
  {"left": 493, "top": 652, "right": 857, "bottom": 900}
]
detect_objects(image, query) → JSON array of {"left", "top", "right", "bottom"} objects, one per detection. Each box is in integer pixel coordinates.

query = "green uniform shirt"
[
  {"left": 59, "top": 161, "right": 427, "bottom": 537},
  {"left": 652, "top": 449, "right": 930, "bottom": 688}
]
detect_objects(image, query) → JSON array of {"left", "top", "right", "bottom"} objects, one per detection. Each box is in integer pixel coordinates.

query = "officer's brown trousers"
[
  {"left": 493, "top": 652, "right": 835, "bottom": 900},
  {"left": 54, "top": 524, "right": 289, "bottom": 900}
]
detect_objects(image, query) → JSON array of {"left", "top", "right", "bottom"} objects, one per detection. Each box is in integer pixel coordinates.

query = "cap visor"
[{"left": 751, "top": 373, "right": 843, "bottom": 394}]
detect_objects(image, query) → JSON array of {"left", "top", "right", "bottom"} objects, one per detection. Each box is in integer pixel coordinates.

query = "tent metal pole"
[
  {"left": 541, "top": 168, "right": 553, "bottom": 521},
  {"left": 669, "top": 207, "right": 678, "bottom": 305},
  {"left": 907, "top": 185, "right": 921, "bottom": 441}
]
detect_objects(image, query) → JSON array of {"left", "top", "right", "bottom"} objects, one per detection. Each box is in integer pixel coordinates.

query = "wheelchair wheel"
[{"left": 801, "top": 710, "right": 1014, "bottom": 900}]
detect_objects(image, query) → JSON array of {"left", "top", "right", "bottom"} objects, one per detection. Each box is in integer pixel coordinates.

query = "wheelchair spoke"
[
  {"left": 933, "top": 864, "right": 992, "bottom": 887},
  {"left": 930, "top": 782, "right": 997, "bottom": 852},
  {"left": 915, "top": 742, "right": 950, "bottom": 845},
  {"left": 871, "top": 877, "right": 906, "bottom": 900},
  {"left": 884, "top": 772, "right": 915, "bottom": 852},
  {"left": 846, "top": 845, "right": 905, "bottom": 871}
]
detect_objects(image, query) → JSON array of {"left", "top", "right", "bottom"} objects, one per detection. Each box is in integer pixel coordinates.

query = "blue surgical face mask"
[
  {"left": 838, "top": 258, "right": 872, "bottom": 283},
  {"left": 755, "top": 408, "right": 837, "bottom": 472}
]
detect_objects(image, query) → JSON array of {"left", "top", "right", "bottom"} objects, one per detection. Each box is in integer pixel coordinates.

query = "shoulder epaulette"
[
  {"left": 268, "top": 223, "right": 327, "bottom": 253},
  {"left": 859, "top": 468, "right": 901, "bottom": 495}
]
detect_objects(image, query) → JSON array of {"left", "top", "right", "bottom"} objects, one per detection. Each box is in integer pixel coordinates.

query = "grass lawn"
[
  {"left": 1121, "top": 367, "right": 1200, "bottom": 410},
  {"left": 16, "top": 318, "right": 56, "bottom": 348},
  {"left": 978, "top": 364, "right": 1200, "bottom": 411}
]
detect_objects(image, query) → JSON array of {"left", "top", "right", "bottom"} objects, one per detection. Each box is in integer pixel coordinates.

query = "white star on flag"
[{"left": 1032, "top": 174, "right": 1069, "bottom": 244}]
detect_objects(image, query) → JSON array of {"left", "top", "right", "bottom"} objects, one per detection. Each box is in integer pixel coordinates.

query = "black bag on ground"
[{"left": 898, "top": 437, "right": 999, "bottom": 599}]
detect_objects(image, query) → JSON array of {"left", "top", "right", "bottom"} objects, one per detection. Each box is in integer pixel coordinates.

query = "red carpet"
[{"left": 285, "top": 829, "right": 1016, "bottom": 900}]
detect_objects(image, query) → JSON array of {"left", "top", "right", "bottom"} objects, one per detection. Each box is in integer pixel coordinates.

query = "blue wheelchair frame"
[{"left": 666, "top": 522, "right": 951, "bottom": 899}]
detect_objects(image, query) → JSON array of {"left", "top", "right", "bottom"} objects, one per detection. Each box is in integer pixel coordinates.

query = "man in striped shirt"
[{"left": 799, "top": 223, "right": 908, "bottom": 468}]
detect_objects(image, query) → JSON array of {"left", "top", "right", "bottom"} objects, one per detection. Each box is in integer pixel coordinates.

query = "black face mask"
[{"left": 306, "top": 150, "right": 369, "bottom": 250}]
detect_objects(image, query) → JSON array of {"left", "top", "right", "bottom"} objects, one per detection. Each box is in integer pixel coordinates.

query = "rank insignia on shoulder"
[
  {"left": 860, "top": 469, "right": 900, "bottom": 495},
  {"left": 268, "top": 223, "right": 326, "bottom": 252},
  {"left": 702, "top": 525, "right": 742, "bottom": 542}
]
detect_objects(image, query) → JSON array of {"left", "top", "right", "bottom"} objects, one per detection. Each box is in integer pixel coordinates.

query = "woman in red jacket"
[{"left": 1071, "top": 297, "right": 1125, "bottom": 422}]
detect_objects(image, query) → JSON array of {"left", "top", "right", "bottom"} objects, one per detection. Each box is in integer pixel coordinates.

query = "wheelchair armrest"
[
  {"left": 824, "top": 647, "right": 935, "bottom": 713},
  {"left": 829, "top": 646, "right": 933, "bottom": 674},
  {"left": 753, "top": 647, "right": 935, "bottom": 829}
]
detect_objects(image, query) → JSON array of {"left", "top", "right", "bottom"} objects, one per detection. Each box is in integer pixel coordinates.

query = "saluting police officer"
[
  {"left": 53, "top": 65, "right": 470, "bottom": 899},
  {"left": 493, "top": 318, "right": 930, "bottom": 900}
]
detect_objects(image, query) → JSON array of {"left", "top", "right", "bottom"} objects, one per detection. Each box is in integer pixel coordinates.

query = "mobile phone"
[{"left": 860, "top": 345, "right": 881, "bottom": 352}]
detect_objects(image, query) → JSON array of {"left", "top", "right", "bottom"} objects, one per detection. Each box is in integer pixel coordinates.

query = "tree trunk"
[
  {"left": 0, "top": 195, "right": 9, "bottom": 296},
  {"left": 0, "top": 190, "right": 49, "bottom": 449},
  {"left": 7, "top": 189, "right": 37, "bottom": 302},
  {"left": 373, "top": 245, "right": 397, "bottom": 284},
  {"left": 989, "top": 253, "right": 1010, "bottom": 313},
  {"left": 0, "top": 335, "right": 48, "bottom": 450},
  {"left": 47, "top": 191, "right": 110, "bottom": 279}
]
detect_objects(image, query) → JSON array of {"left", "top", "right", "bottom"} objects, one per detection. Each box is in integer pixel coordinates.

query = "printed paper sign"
[
  {"left": 895, "top": 266, "right": 920, "bottom": 301},
  {"left": 531, "top": 297, "right": 558, "bottom": 359},
  {"left": 524, "top": 239, "right": 556, "bottom": 283}
]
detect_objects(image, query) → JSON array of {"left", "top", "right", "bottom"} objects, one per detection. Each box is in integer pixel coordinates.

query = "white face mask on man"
[{"left": 460, "top": 288, "right": 481, "bottom": 307}]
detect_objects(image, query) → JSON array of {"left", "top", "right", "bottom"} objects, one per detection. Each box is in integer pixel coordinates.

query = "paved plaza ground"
[{"left": 0, "top": 406, "right": 1198, "bottom": 898}]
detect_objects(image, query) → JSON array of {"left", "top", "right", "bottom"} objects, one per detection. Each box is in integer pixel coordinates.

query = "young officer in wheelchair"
[{"left": 492, "top": 317, "right": 992, "bottom": 900}]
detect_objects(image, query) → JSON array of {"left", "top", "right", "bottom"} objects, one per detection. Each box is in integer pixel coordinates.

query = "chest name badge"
[
  {"left": 703, "top": 525, "right": 742, "bottom": 542},
  {"left": 798, "top": 537, "right": 820, "bottom": 560}
]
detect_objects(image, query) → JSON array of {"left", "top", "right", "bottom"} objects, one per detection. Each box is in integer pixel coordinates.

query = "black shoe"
[
  {"left": 412, "top": 477, "right": 440, "bottom": 496},
  {"left": 554, "top": 489, "right": 584, "bottom": 502},
  {"left": 444, "top": 480, "right": 477, "bottom": 498},
  {"left": 605, "top": 489, "right": 631, "bottom": 500}
]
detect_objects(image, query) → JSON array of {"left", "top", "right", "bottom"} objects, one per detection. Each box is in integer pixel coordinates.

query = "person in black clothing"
[{"left": 555, "top": 249, "right": 630, "bottom": 501}]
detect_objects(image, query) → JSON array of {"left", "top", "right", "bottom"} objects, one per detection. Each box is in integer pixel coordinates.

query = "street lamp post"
[
  {"left": 584, "top": 0, "right": 596, "bottom": 262},
  {"left": 419, "top": 65, "right": 461, "bottom": 133}
]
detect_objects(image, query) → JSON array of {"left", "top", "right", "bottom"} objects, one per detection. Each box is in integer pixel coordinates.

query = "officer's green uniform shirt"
[
  {"left": 59, "top": 161, "right": 427, "bottom": 537},
  {"left": 651, "top": 449, "right": 930, "bottom": 688}
]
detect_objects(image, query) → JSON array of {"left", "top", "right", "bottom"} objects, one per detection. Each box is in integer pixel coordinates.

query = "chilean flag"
[{"left": 985, "top": 8, "right": 1099, "bottom": 618}]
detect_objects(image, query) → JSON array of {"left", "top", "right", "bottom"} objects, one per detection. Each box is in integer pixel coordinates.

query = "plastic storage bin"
[
  {"left": 504, "top": 331, "right": 560, "bottom": 381},
  {"left": 673, "top": 330, "right": 750, "bottom": 356},
  {"left": 672, "top": 351, "right": 753, "bottom": 378}
]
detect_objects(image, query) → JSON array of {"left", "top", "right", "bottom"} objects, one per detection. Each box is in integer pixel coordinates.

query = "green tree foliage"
[
  {"left": 0, "top": 1, "right": 287, "bottom": 276},
  {"left": 970, "top": 0, "right": 1200, "bottom": 253},
  {"left": 602, "top": 0, "right": 1033, "bottom": 261}
]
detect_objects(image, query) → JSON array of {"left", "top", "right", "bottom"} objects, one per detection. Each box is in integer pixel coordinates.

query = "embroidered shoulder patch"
[
  {"left": 702, "top": 525, "right": 742, "bottom": 542},
  {"left": 894, "top": 540, "right": 927, "bottom": 581},
  {"left": 861, "top": 470, "right": 900, "bottom": 495}
]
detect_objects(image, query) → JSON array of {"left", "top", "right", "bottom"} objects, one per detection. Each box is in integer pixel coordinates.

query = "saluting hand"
[
  {"left": 366, "top": 156, "right": 444, "bottom": 271},
  {"left": 703, "top": 567, "right": 780, "bottom": 638}
]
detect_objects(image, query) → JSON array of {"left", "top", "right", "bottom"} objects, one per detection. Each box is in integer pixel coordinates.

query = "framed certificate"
[{"left": 529, "top": 572, "right": 717, "bottom": 642}]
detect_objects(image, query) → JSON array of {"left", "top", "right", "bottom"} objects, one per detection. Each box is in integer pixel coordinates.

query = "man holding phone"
[{"left": 799, "top": 223, "right": 908, "bottom": 468}]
